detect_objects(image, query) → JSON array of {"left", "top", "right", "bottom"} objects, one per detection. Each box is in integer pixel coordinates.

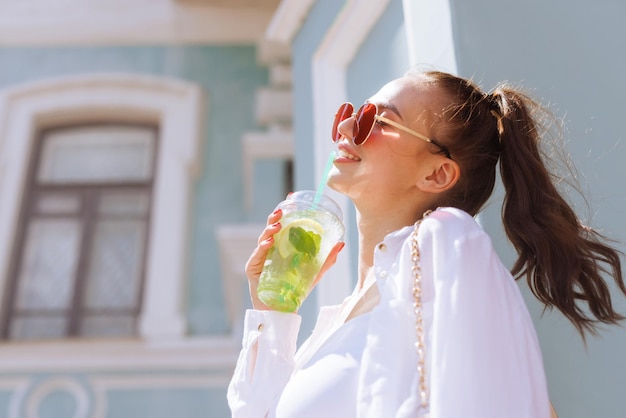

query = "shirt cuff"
[{"left": 242, "top": 309, "right": 302, "bottom": 353}]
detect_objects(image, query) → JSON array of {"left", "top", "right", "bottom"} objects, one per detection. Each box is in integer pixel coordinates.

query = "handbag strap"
[{"left": 411, "top": 210, "right": 432, "bottom": 410}]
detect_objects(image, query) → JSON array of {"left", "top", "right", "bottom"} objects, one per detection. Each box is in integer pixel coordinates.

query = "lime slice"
[{"left": 276, "top": 218, "right": 324, "bottom": 258}]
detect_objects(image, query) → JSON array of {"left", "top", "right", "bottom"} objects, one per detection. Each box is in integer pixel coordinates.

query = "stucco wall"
[{"left": 449, "top": 1, "right": 626, "bottom": 417}]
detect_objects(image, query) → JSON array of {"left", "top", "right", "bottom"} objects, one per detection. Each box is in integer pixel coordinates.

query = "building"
[{"left": 0, "top": 1, "right": 624, "bottom": 417}]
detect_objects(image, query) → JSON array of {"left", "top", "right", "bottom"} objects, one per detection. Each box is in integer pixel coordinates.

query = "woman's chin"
[
  {"left": 328, "top": 179, "right": 359, "bottom": 202},
  {"left": 327, "top": 167, "right": 367, "bottom": 197},
  {"left": 326, "top": 170, "right": 345, "bottom": 193}
]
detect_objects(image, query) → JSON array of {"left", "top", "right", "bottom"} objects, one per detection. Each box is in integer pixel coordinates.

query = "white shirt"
[{"left": 227, "top": 207, "right": 551, "bottom": 418}]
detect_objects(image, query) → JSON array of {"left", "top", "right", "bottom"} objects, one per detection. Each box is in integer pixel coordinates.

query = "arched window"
[
  {"left": 4, "top": 124, "right": 157, "bottom": 340},
  {"left": 0, "top": 74, "right": 204, "bottom": 342}
]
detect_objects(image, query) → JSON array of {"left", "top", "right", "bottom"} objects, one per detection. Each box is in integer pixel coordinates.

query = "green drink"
[{"left": 257, "top": 191, "right": 344, "bottom": 312}]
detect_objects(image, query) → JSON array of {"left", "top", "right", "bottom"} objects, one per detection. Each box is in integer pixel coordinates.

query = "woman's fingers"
[
  {"left": 245, "top": 209, "right": 282, "bottom": 310},
  {"left": 255, "top": 209, "right": 283, "bottom": 244},
  {"left": 311, "top": 241, "right": 345, "bottom": 289},
  {"left": 245, "top": 236, "right": 274, "bottom": 279},
  {"left": 247, "top": 209, "right": 282, "bottom": 273}
]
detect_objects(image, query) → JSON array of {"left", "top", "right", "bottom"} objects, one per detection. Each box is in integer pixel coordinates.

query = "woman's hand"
[
  {"left": 312, "top": 241, "right": 345, "bottom": 289},
  {"left": 244, "top": 208, "right": 345, "bottom": 311},
  {"left": 245, "top": 208, "right": 283, "bottom": 310}
]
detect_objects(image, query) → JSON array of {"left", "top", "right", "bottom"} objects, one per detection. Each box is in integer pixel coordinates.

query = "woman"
[{"left": 227, "top": 70, "right": 625, "bottom": 417}]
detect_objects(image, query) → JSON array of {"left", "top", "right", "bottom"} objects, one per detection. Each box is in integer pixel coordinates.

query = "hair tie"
[{"left": 490, "top": 109, "right": 505, "bottom": 137}]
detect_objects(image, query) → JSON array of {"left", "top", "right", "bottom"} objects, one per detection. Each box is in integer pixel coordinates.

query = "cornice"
[{"left": 0, "top": 1, "right": 273, "bottom": 46}]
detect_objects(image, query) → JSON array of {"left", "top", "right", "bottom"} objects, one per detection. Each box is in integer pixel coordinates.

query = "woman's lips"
[{"left": 335, "top": 145, "right": 361, "bottom": 162}]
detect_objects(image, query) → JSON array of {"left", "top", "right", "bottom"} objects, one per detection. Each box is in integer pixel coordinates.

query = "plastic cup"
[{"left": 257, "top": 190, "right": 345, "bottom": 312}]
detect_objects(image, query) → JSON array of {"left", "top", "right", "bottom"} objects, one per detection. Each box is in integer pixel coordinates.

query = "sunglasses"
[{"left": 331, "top": 102, "right": 452, "bottom": 159}]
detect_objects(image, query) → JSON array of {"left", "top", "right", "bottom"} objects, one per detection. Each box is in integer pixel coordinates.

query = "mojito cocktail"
[{"left": 257, "top": 191, "right": 344, "bottom": 312}]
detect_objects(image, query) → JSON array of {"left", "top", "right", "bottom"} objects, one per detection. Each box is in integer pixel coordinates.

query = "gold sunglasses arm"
[{"left": 375, "top": 115, "right": 433, "bottom": 144}]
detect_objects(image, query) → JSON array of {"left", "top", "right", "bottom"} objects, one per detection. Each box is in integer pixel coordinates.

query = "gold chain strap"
[
  {"left": 411, "top": 210, "right": 431, "bottom": 411},
  {"left": 411, "top": 210, "right": 558, "bottom": 417}
]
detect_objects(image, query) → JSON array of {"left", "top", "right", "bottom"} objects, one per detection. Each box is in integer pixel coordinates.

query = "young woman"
[{"left": 227, "top": 70, "right": 625, "bottom": 417}]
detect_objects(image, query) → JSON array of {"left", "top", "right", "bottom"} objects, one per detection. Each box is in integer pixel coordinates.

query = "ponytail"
[
  {"left": 493, "top": 88, "right": 625, "bottom": 337},
  {"left": 418, "top": 70, "right": 626, "bottom": 337}
]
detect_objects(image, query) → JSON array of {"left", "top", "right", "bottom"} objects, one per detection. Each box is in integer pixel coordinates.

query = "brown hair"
[{"left": 416, "top": 70, "right": 625, "bottom": 337}]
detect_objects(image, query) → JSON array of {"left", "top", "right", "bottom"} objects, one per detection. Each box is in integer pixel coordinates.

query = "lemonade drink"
[{"left": 257, "top": 191, "right": 344, "bottom": 312}]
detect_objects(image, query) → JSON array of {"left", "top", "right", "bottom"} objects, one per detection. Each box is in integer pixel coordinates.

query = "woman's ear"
[{"left": 418, "top": 159, "right": 460, "bottom": 194}]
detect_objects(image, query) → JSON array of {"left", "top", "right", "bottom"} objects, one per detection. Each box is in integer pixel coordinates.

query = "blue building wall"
[
  {"left": 105, "top": 387, "right": 216, "bottom": 418},
  {"left": 448, "top": 1, "right": 626, "bottom": 416}
]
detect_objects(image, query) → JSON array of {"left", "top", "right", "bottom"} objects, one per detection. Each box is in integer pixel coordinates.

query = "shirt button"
[
  {"left": 377, "top": 243, "right": 387, "bottom": 251},
  {"left": 379, "top": 271, "right": 387, "bottom": 279},
  {"left": 257, "top": 323, "right": 264, "bottom": 331}
]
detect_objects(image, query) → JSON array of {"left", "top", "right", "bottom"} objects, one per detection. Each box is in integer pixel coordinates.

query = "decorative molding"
[
  {"left": 265, "top": 0, "right": 316, "bottom": 44},
  {"left": 255, "top": 87, "right": 293, "bottom": 126},
  {"left": 256, "top": 39, "right": 292, "bottom": 66},
  {"left": 313, "top": 0, "right": 390, "bottom": 68},
  {"left": 402, "top": 0, "right": 458, "bottom": 73},
  {"left": 24, "top": 377, "right": 90, "bottom": 418},
  {"left": 215, "top": 224, "right": 265, "bottom": 325},
  {"left": 90, "top": 373, "right": 231, "bottom": 418},
  {"left": 176, "top": 0, "right": 280, "bottom": 7},
  {"left": 242, "top": 131, "right": 294, "bottom": 210},
  {"left": 0, "top": 1, "right": 274, "bottom": 46},
  {"left": 2, "top": 368, "right": 235, "bottom": 418},
  {"left": 0, "top": 378, "right": 29, "bottom": 391},
  {"left": 269, "top": 63, "right": 293, "bottom": 87},
  {"left": 91, "top": 374, "right": 228, "bottom": 389},
  {"left": 7, "top": 379, "right": 30, "bottom": 418},
  {"left": 0, "top": 336, "right": 238, "bottom": 373},
  {"left": 0, "top": 73, "right": 204, "bottom": 342},
  {"left": 6, "top": 376, "right": 94, "bottom": 418}
]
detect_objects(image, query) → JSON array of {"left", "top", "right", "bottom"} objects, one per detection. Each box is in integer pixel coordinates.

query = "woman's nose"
[{"left": 337, "top": 115, "right": 357, "bottom": 141}]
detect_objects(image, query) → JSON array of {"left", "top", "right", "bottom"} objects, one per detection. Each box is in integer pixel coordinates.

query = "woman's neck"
[{"left": 354, "top": 203, "right": 430, "bottom": 288}]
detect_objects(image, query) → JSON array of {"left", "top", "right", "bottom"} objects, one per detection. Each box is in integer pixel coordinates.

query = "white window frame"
[
  {"left": 0, "top": 73, "right": 204, "bottom": 342},
  {"left": 402, "top": 0, "right": 458, "bottom": 73}
]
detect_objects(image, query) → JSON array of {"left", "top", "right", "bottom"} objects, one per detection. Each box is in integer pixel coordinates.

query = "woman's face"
[{"left": 327, "top": 76, "right": 442, "bottom": 205}]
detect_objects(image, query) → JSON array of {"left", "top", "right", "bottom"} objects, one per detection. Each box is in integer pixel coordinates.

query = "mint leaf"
[{"left": 289, "top": 226, "right": 321, "bottom": 258}]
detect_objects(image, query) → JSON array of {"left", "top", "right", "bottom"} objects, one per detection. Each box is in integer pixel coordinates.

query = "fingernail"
[
  {"left": 272, "top": 208, "right": 282, "bottom": 216},
  {"left": 338, "top": 242, "right": 345, "bottom": 251},
  {"left": 271, "top": 222, "right": 280, "bottom": 228},
  {"left": 264, "top": 237, "right": 274, "bottom": 244}
]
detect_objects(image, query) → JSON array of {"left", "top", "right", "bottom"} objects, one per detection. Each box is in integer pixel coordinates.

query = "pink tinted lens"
[
  {"left": 332, "top": 103, "right": 354, "bottom": 142},
  {"left": 353, "top": 103, "right": 377, "bottom": 145}
]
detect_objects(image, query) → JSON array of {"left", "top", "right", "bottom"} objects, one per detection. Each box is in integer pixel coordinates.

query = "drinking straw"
[{"left": 312, "top": 150, "right": 336, "bottom": 209}]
